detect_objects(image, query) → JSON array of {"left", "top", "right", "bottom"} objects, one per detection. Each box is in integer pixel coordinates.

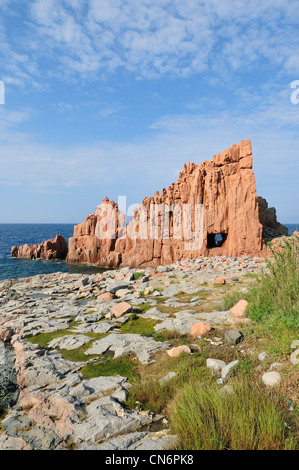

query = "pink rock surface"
[
  {"left": 230, "top": 299, "right": 249, "bottom": 318},
  {"left": 66, "top": 140, "right": 286, "bottom": 268},
  {"left": 111, "top": 302, "right": 132, "bottom": 318},
  {"left": 11, "top": 234, "right": 68, "bottom": 261},
  {"left": 190, "top": 322, "right": 212, "bottom": 337},
  {"left": 97, "top": 292, "right": 115, "bottom": 300}
]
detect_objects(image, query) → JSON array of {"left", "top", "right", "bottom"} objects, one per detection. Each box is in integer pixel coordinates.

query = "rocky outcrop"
[
  {"left": 257, "top": 197, "right": 288, "bottom": 241},
  {"left": 67, "top": 139, "right": 286, "bottom": 269},
  {"left": 11, "top": 235, "right": 68, "bottom": 261}
]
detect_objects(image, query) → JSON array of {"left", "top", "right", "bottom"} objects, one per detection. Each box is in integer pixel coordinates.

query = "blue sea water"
[
  {"left": 0, "top": 224, "right": 105, "bottom": 282},
  {"left": 0, "top": 223, "right": 298, "bottom": 282}
]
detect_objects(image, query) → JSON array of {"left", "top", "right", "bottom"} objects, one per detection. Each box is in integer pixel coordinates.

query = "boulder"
[
  {"left": 167, "top": 345, "right": 191, "bottom": 358},
  {"left": 262, "top": 371, "right": 281, "bottom": 387},
  {"left": 224, "top": 330, "right": 244, "bottom": 345}
]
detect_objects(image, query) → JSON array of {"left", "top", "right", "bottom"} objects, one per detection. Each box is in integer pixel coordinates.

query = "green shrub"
[
  {"left": 79, "top": 356, "right": 139, "bottom": 382},
  {"left": 133, "top": 272, "right": 144, "bottom": 280}
]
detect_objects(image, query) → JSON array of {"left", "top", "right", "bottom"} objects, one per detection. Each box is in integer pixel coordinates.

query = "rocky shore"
[
  {"left": 0, "top": 252, "right": 297, "bottom": 450},
  {"left": 0, "top": 255, "right": 266, "bottom": 450}
]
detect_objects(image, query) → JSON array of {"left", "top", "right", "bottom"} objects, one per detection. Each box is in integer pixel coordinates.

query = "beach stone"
[
  {"left": 215, "top": 278, "right": 226, "bottom": 285},
  {"left": 207, "top": 358, "right": 226, "bottom": 372},
  {"left": 111, "top": 302, "right": 132, "bottom": 318},
  {"left": 221, "top": 360, "right": 239, "bottom": 380},
  {"left": 224, "top": 329, "right": 244, "bottom": 345},
  {"left": 262, "top": 371, "right": 281, "bottom": 387},
  {"left": 291, "top": 340, "right": 299, "bottom": 350},
  {"left": 106, "top": 282, "right": 130, "bottom": 294},
  {"left": 258, "top": 352, "right": 267, "bottom": 361},
  {"left": 159, "top": 372, "right": 177, "bottom": 385},
  {"left": 115, "top": 289, "right": 132, "bottom": 298},
  {"left": 290, "top": 349, "right": 299, "bottom": 365},
  {"left": 167, "top": 345, "right": 191, "bottom": 358},
  {"left": 230, "top": 299, "right": 248, "bottom": 318},
  {"left": 97, "top": 292, "right": 115, "bottom": 301},
  {"left": 190, "top": 322, "right": 211, "bottom": 337}
]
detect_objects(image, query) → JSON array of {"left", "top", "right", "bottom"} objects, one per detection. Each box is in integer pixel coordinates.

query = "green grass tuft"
[
  {"left": 79, "top": 356, "right": 139, "bottom": 382},
  {"left": 169, "top": 379, "right": 298, "bottom": 450},
  {"left": 246, "top": 237, "right": 299, "bottom": 329}
]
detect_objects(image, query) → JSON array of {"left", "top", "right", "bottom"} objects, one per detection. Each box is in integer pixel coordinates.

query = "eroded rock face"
[
  {"left": 11, "top": 234, "right": 68, "bottom": 261},
  {"left": 67, "top": 140, "right": 286, "bottom": 268},
  {"left": 257, "top": 196, "right": 288, "bottom": 240}
]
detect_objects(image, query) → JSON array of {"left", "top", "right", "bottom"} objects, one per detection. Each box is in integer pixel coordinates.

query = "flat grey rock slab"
[
  {"left": 20, "top": 426, "right": 62, "bottom": 450},
  {"left": 130, "top": 434, "right": 177, "bottom": 450},
  {"left": 140, "top": 307, "right": 170, "bottom": 321},
  {"left": 195, "top": 311, "right": 230, "bottom": 324},
  {"left": 75, "top": 313, "right": 104, "bottom": 323},
  {"left": 221, "top": 360, "right": 239, "bottom": 380},
  {"left": 47, "top": 335, "right": 92, "bottom": 350},
  {"left": 79, "top": 432, "right": 149, "bottom": 450},
  {"left": 154, "top": 312, "right": 199, "bottom": 335},
  {"left": 73, "top": 322, "right": 115, "bottom": 334},
  {"left": 71, "top": 376, "right": 129, "bottom": 401},
  {"left": 85, "top": 333, "right": 170, "bottom": 364},
  {"left": 73, "top": 396, "right": 152, "bottom": 444},
  {"left": 2, "top": 414, "right": 36, "bottom": 437}
]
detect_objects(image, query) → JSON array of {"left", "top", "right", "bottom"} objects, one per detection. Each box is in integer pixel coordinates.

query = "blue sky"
[{"left": 0, "top": 0, "right": 298, "bottom": 223}]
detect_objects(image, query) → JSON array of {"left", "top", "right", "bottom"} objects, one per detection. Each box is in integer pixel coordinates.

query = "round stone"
[{"left": 262, "top": 371, "right": 281, "bottom": 387}]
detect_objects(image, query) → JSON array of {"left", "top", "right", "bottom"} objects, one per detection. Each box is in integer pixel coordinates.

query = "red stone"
[{"left": 11, "top": 234, "right": 68, "bottom": 261}]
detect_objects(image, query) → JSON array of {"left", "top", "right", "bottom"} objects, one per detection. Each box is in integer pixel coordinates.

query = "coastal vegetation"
[{"left": 125, "top": 238, "right": 299, "bottom": 450}]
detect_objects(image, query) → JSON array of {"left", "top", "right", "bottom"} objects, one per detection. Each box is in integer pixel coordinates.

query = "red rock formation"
[
  {"left": 67, "top": 139, "right": 286, "bottom": 268},
  {"left": 11, "top": 234, "right": 68, "bottom": 261},
  {"left": 257, "top": 196, "right": 288, "bottom": 240}
]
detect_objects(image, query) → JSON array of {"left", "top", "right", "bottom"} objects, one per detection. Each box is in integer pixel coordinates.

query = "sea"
[
  {"left": 0, "top": 224, "right": 105, "bottom": 282},
  {"left": 0, "top": 223, "right": 298, "bottom": 282}
]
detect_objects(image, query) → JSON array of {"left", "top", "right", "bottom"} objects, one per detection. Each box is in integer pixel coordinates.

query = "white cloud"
[{"left": 0, "top": 0, "right": 298, "bottom": 86}]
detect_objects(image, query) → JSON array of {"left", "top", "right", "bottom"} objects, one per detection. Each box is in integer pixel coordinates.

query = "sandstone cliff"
[{"left": 67, "top": 139, "right": 286, "bottom": 269}]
